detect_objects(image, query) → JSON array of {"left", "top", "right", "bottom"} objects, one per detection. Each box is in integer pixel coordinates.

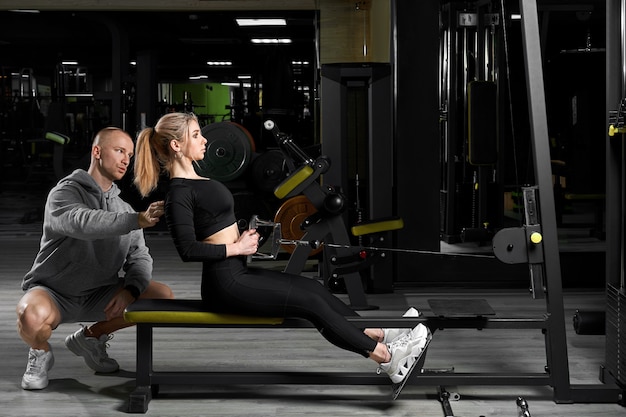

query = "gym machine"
[
  {"left": 261, "top": 120, "right": 403, "bottom": 310},
  {"left": 439, "top": 1, "right": 504, "bottom": 244},
  {"left": 405, "top": 0, "right": 623, "bottom": 404},
  {"left": 320, "top": 63, "right": 397, "bottom": 293}
]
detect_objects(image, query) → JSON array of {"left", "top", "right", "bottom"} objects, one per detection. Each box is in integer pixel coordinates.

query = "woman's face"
[{"left": 185, "top": 120, "right": 207, "bottom": 161}]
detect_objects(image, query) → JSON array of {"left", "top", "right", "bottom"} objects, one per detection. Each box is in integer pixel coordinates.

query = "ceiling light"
[
  {"left": 222, "top": 82, "right": 252, "bottom": 88},
  {"left": 236, "top": 18, "right": 286, "bottom": 27},
  {"left": 251, "top": 38, "right": 292, "bottom": 44},
  {"left": 207, "top": 61, "right": 233, "bottom": 66},
  {"left": 61, "top": 61, "right": 79, "bottom": 65}
]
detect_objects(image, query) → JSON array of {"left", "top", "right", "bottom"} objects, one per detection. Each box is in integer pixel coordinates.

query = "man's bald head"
[
  {"left": 93, "top": 127, "right": 131, "bottom": 147},
  {"left": 88, "top": 127, "right": 135, "bottom": 190}
]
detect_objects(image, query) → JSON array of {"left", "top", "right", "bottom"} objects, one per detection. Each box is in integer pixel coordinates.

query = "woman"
[{"left": 133, "top": 112, "right": 429, "bottom": 384}]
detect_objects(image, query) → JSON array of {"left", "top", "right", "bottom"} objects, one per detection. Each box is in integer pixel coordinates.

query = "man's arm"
[
  {"left": 47, "top": 186, "right": 164, "bottom": 240},
  {"left": 47, "top": 185, "right": 140, "bottom": 240}
]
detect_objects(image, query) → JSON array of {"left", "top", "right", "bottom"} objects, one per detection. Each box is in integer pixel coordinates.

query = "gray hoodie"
[{"left": 22, "top": 169, "right": 152, "bottom": 297}]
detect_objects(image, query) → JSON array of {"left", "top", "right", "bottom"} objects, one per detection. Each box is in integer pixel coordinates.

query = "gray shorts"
[{"left": 26, "top": 280, "right": 126, "bottom": 324}]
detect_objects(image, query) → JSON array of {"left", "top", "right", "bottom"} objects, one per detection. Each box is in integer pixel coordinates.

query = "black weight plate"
[
  {"left": 195, "top": 122, "right": 252, "bottom": 182},
  {"left": 249, "top": 149, "right": 288, "bottom": 195}
]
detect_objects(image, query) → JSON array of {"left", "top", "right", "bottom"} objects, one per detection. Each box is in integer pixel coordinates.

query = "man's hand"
[
  {"left": 138, "top": 200, "right": 165, "bottom": 229},
  {"left": 104, "top": 289, "right": 136, "bottom": 321}
]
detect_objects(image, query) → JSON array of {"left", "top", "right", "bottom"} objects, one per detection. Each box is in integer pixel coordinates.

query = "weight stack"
[{"left": 606, "top": 284, "right": 626, "bottom": 385}]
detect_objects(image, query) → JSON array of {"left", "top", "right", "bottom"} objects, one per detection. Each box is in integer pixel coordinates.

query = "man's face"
[{"left": 94, "top": 132, "right": 134, "bottom": 182}]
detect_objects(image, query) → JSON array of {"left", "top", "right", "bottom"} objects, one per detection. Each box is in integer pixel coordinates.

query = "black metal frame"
[
  {"left": 605, "top": 0, "right": 626, "bottom": 393},
  {"left": 513, "top": 0, "right": 624, "bottom": 404}
]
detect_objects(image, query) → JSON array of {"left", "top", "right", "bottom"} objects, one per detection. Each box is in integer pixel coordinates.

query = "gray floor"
[{"left": 1, "top": 233, "right": 624, "bottom": 417}]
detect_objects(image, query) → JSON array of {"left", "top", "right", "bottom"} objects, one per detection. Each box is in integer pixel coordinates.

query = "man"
[{"left": 16, "top": 127, "right": 174, "bottom": 390}]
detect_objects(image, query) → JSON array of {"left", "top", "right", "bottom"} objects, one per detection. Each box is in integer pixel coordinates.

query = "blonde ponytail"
[
  {"left": 133, "top": 128, "right": 161, "bottom": 197},
  {"left": 133, "top": 112, "right": 199, "bottom": 197}
]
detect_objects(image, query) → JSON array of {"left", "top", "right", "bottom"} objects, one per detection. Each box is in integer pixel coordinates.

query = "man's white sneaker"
[
  {"left": 22, "top": 346, "right": 55, "bottom": 390},
  {"left": 382, "top": 307, "right": 421, "bottom": 343},
  {"left": 65, "top": 326, "right": 119, "bottom": 373},
  {"left": 377, "top": 327, "right": 430, "bottom": 384}
]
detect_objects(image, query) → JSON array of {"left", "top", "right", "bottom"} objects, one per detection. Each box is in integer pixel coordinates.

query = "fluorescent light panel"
[
  {"left": 222, "top": 82, "right": 252, "bottom": 88},
  {"left": 251, "top": 38, "right": 292, "bottom": 44},
  {"left": 236, "top": 18, "right": 286, "bottom": 27}
]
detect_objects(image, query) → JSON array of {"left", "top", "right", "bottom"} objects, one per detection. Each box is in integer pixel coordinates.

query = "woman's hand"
[{"left": 231, "top": 228, "right": 259, "bottom": 256}]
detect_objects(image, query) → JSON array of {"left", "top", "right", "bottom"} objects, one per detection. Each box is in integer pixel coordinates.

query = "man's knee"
[
  {"left": 143, "top": 281, "right": 174, "bottom": 300},
  {"left": 16, "top": 291, "right": 59, "bottom": 332}
]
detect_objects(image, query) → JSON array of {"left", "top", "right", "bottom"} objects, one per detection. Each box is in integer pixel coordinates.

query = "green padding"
[
  {"left": 124, "top": 310, "right": 284, "bottom": 325},
  {"left": 274, "top": 165, "right": 314, "bottom": 199},
  {"left": 45, "top": 131, "right": 70, "bottom": 145},
  {"left": 351, "top": 217, "right": 404, "bottom": 237}
]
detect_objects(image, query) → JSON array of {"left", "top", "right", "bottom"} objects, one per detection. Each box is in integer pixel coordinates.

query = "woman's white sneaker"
[
  {"left": 382, "top": 307, "right": 421, "bottom": 343},
  {"left": 377, "top": 327, "right": 430, "bottom": 384}
]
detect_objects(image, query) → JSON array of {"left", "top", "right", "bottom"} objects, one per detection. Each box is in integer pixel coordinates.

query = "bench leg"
[
  {"left": 128, "top": 324, "right": 153, "bottom": 413},
  {"left": 128, "top": 386, "right": 152, "bottom": 413}
]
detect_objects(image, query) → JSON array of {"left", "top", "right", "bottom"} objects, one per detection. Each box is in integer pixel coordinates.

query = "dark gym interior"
[{"left": 0, "top": 1, "right": 624, "bottom": 416}]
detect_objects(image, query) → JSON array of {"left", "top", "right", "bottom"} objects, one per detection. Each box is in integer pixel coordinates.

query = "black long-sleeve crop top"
[{"left": 165, "top": 177, "right": 237, "bottom": 262}]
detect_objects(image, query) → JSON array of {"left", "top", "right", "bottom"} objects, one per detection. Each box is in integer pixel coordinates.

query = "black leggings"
[{"left": 201, "top": 256, "right": 377, "bottom": 357}]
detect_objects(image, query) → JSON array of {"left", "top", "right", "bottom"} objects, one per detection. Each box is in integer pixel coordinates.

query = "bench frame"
[{"left": 124, "top": 298, "right": 616, "bottom": 414}]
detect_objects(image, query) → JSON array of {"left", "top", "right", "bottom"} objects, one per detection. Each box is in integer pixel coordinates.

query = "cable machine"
[
  {"left": 405, "top": 0, "right": 624, "bottom": 404},
  {"left": 440, "top": 1, "right": 504, "bottom": 244}
]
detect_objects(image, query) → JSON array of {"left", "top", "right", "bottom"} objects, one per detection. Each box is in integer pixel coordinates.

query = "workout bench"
[
  {"left": 122, "top": 296, "right": 573, "bottom": 414},
  {"left": 123, "top": 298, "right": 435, "bottom": 414}
]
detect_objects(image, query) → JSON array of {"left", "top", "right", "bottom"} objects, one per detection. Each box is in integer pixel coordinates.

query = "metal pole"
[{"left": 518, "top": 0, "right": 572, "bottom": 402}]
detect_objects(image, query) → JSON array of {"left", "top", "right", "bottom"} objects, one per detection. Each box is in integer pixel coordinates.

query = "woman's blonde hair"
[{"left": 133, "top": 112, "right": 198, "bottom": 197}]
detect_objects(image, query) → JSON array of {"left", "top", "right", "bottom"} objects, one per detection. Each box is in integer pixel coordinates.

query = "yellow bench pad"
[{"left": 124, "top": 299, "right": 284, "bottom": 325}]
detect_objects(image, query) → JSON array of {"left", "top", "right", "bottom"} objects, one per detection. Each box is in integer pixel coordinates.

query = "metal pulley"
[
  {"left": 492, "top": 225, "right": 544, "bottom": 265},
  {"left": 195, "top": 122, "right": 255, "bottom": 182}
]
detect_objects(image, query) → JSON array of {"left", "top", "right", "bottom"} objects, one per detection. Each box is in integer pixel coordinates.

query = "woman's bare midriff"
[{"left": 202, "top": 222, "right": 240, "bottom": 245}]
